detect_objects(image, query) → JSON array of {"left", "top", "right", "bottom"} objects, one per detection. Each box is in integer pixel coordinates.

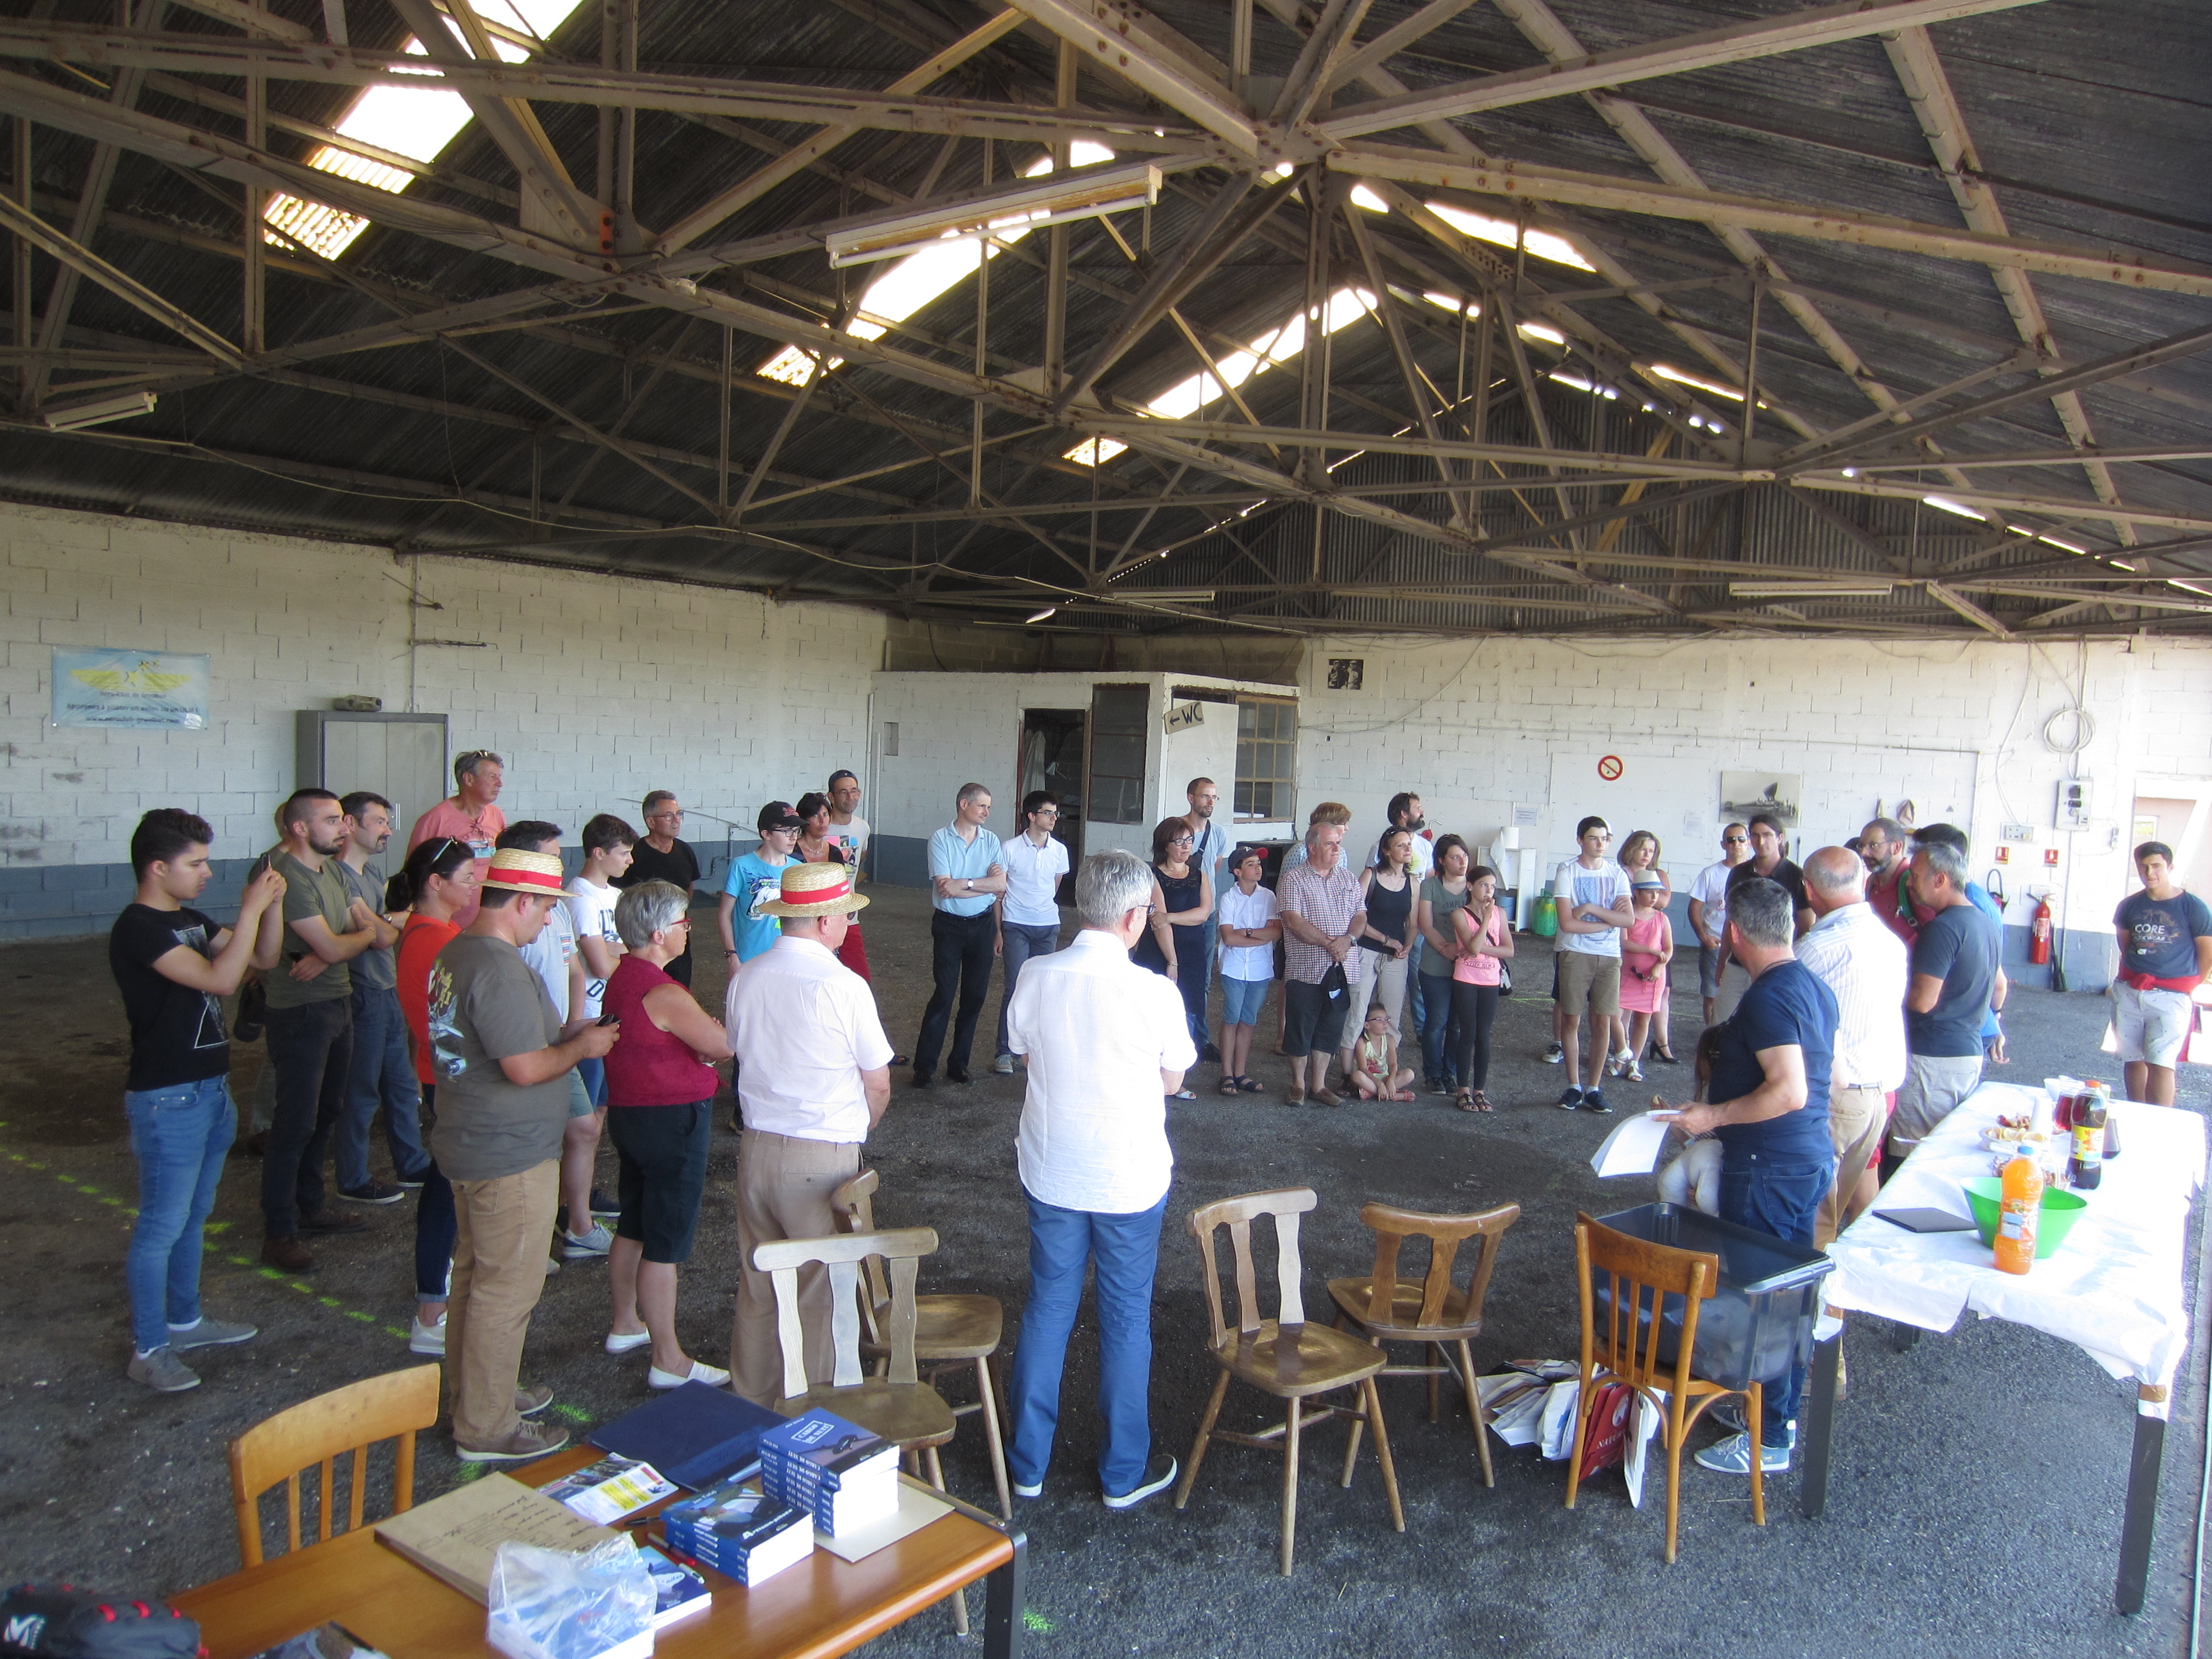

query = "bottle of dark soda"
[{"left": 2069, "top": 1081, "right": 2109, "bottom": 1191}]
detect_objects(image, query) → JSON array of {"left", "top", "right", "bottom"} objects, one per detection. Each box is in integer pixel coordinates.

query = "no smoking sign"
[{"left": 1597, "top": 755, "right": 1624, "bottom": 781}]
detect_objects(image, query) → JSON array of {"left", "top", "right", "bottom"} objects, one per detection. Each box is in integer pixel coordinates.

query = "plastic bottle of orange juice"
[{"left": 1994, "top": 1149, "right": 2044, "bottom": 1275}]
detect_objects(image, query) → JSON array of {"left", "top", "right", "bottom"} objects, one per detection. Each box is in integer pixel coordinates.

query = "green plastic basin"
[{"left": 1960, "top": 1177, "right": 2088, "bottom": 1260}]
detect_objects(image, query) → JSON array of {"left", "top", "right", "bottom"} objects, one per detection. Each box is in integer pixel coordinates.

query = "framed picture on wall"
[{"left": 1719, "top": 771, "right": 1802, "bottom": 827}]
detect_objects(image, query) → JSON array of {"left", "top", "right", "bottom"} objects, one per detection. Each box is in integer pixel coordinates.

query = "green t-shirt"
[
  {"left": 260, "top": 848, "right": 353, "bottom": 1009},
  {"left": 424, "top": 932, "right": 568, "bottom": 1182},
  {"left": 1418, "top": 877, "right": 1472, "bottom": 974}
]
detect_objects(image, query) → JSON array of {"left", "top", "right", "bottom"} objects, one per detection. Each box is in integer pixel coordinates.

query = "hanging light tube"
[{"left": 824, "top": 162, "right": 1161, "bottom": 268}]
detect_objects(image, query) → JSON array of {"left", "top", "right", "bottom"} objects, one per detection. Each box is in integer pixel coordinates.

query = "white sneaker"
[
  {"left": 648, "top": 1359, "right": 731, "bottom": 1391},
  {"left": 993, "top": 1053, "right": 1015, "bottom": 1075},
  {"left": 604, "top": 1328, "right": 651, "bottom": 1356},
  {"left": 409, "top": 1313, "right": 447, "bottom": 1355},
  {"left": 544, "top": 1255, "right": 560, "bottom": 1276},
  {"left": 562, "top": 1222, "right": 613, "bottom": 1259}
]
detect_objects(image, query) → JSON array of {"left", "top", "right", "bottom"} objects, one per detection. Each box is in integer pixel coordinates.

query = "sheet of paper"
[{"left": 1589, "top": 1110, "right": 1675, "bottom": 1178}]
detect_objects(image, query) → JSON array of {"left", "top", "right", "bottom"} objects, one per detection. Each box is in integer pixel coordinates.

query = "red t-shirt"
[{"left": 396, "top": 914, "right": 462, "bottom": 1087}]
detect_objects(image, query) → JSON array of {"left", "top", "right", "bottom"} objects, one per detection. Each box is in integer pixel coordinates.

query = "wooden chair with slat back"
[
  {"left": 1567, "top": 1213, "right": 1766, "bottom": 1563},
  {"left": 1174, "top": 1188, "right": 1405, "bottom": 1576},
  {"left": 753, "top": 1227, "right": 971, "bottom": 1635},
  {"left": 1326, "top": 1200, "right": 1521, "bottom": 1488},
  {"left": 227, "top": 1364, "right": 441, "bottom": 1567},
  {"left": 828, "top": 1168, "right": 1011, "bottom": 1520}
]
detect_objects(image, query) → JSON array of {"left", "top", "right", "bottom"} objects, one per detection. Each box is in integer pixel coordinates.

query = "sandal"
[
  {"left": 1168, "top": 1088, "right": 1196, "bottom": 1101},
  {"left": 1238, "top": 1076, "right": 1266, "bottom": 1093},
  {"left": 1454, "top": 1089, "right": 1478, "bottom": 1113},
  {"left": 1389, "top": 1088, "right": 1418, "bottom": 1102},
  {"left": 1470, "top": 1089, "right": 1495, "bottom": 1113},
  {"left": 1218, "top": 1077, "right": 1242, "bottom": 1097}
]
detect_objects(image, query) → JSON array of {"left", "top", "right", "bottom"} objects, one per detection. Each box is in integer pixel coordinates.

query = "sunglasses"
[{"left": 1724, "top": 836, "right": 1747, "bottom": 844}]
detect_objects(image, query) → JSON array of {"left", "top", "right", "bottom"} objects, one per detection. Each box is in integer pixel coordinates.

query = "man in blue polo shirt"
[
  {"left": 1660, "top": 876, "right": 1838, "bottom": 1477},
  {"left": 913, "top": 782, "right": 1005, "bottom": 1089}
]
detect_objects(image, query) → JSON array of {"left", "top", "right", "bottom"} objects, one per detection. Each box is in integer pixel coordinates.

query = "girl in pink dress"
[{"left": 1614, "top": 877, "right": 1673, "bottom": 1084}]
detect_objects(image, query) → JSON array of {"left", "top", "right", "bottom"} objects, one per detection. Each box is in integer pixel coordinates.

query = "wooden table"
[
  {"left": 1811, "top": 1079, "right": 2205, "bottom": 1615},
  {"left": 171, "top": 1451, "right": 1026, "bottom": 1659}
]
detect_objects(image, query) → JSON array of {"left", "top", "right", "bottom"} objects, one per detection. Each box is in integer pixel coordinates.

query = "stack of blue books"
[
  {"left": 759, "top": 1410, "right": 900, "bottom": 1536},
  {"left": 660, "top": 1483, "right": 812, "bottom": 1588}
]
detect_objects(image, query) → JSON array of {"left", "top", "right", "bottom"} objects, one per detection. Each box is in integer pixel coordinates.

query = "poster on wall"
[
  {"left": 51, "top": 648, "right": 210, "bottom": 729},
  {"left": 1719, "top": 771, "right": 1802, "bottom": 827}
]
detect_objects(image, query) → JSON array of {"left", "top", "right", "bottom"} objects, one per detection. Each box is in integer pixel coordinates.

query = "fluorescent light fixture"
[
  {"left": 825, "top": 161, "right": 1161, "bottom": 268},
  {"left": 1025, "top": 607, "right": 1059, "bottom": 623},
  {"left": 1517, "top": 321, "right": 1565, "bottom": 346},
  {"left": 1065, "top": 435, "right": 1128, "bottom": 466},
  {"left": 2171, "top": 580, "right": 2212, "bottom": 598},
  {"left": 1420, "top": 291, "right": 1478, "bottom": 316},
  {"left": 1923, "top": 493, "right": 1985, "bottom": 521},
  {"left": 2111, "top": 561, "right": 2137, "bottom": 572},
  {"left": 1647, "top": 362, "right": 1764, "bottom": 409},
  {"left": 42, "top": 390, "right": 157, "bottom": 431},
  {"left": 264, "top": 0, "right": 591, "bottom": 260},
  {"left": 2038, "top": 534, "right": 2088, "bottom": 554},
  {"left": 1729, "top": 579, "right": 1896, "bottom": 599},
  {"left": 1548, "top": 372, "right": 1616, "bottom": 399},
  {"left": 761, "top": 144, "right": 1114, "bottom": 387},
  {"left": 1424, "top": 202, "right": 1594, "bottom": 272}
]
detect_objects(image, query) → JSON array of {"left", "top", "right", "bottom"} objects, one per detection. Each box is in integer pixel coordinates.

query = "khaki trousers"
[
  {"left": 447, "top": 1159, "right": 559, "bottom": 1447},
  {"left": 1815, "top": 1084, "right": 1889, "bottom": 1248},
  {"left": 731, "top": 1129, "right": 862, "bottom": 1408}
]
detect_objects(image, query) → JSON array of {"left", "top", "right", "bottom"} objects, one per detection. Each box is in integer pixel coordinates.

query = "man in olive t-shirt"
[
  {"left": 254, "top": 790, "right": 382, "bottom": 1273},
  {"left": 428, "top": 847, "right": 619, "bottom": 1462}
]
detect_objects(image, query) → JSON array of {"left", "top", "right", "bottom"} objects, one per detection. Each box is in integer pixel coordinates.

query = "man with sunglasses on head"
[
  {"left": 408, "top": 749, "right": 508, "bottom": 929},
  {"left": 1689, "top": 822, "right": 1751, "bottom": 1025},
  {"left": 615, "top": 792, "right": 700, "bottom": 986}
]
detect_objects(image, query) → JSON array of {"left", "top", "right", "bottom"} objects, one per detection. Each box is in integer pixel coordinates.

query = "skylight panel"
[
  {"left": 759, "top": 142, "right": 1118, "bottom": 388},
  {"left": 1424, "top": 202, "right": 1594, "bottom": 272},
  {"left": 262, "top": 0, "right": 591, "bottom": 261}
]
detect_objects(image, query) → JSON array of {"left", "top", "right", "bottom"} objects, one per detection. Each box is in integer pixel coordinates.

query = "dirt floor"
[{"left": 2, "top": 883, "right": 2205, "bottom": 1658}]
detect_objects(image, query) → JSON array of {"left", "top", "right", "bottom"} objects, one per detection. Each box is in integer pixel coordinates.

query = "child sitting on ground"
[
  {"left": 1656, "top": 1021, "right": 1726, "bottom": 1214},
  {"left": 1349, "top": 1003, "right": 1417, "bottom": 1102}
]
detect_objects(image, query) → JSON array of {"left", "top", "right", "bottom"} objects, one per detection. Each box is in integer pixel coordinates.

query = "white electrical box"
[
  {"left": 1998, "top": 821, "right": 2035, "bottom": 844},
  {"left": 2056, "top": 779, "right": 2093, "bottom": 831}
]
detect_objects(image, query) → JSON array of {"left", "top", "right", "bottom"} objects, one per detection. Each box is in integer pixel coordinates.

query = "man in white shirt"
[
  {"left": 994, "top": 791, "right": 1071, "bottom": 1074},
  {"left": 1004, "top": 851, "right": 1195, "bottom": 1510},
  {"left": 1796, "top": 846, "right": 1908, "bottom": 1246},
  {"left": 1689, "top": 822, "right": 1751, "bottom": 1025},
  {"left": 564, "top": 813, "right": 635, "bottom": 1109},
  {"left": 824, "top": 768, "right": 872, "bottom": 871},
  {"left": 723, "top": 862, "right": 893, "bottom": 1406},
  {"left": 1553, "top": 816, "right": 1635, "bottom": 1115}
]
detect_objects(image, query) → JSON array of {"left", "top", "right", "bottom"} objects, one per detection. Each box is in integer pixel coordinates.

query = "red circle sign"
[{"left": 1597, "top": 755, "right": 1624, "bottom": 781}]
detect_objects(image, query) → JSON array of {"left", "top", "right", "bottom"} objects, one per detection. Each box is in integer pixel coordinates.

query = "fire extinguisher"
[{"left": 2029, "top": 896, "right": 2053, "bottom": 966}]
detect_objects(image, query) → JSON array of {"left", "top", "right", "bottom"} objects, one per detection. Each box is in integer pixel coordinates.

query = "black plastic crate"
[{"left": 1590, "top": 1203, "right": 1836, "bottom": 1392}]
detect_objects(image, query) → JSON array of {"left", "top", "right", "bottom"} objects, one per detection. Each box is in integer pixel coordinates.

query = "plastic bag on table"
[{"left": 485, "top": 1537, "right": 655, "bottom": 1659}]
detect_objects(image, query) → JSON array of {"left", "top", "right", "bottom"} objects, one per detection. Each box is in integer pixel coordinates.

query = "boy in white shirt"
[
  {"left": 565, "top": 813, "right": 636, "bottom": 1108},
  {"left": 994, "top": 791, "right": 1071, "bottom": 1073},
  {"left": 1214, "top": 845, "right": 1281, "bottom": 1093}
]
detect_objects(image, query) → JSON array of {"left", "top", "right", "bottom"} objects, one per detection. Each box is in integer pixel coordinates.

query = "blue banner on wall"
[{"left": 51, "top": 648, "right": 210, "bottom": 729}]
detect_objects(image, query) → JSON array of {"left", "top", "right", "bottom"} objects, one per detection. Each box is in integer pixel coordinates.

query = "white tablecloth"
[{"left": 1825, "top": 1080, "right": 2205, "bottom": 1417}]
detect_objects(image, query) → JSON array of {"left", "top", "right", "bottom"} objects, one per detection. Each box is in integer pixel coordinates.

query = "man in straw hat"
[
  {"left": 723, "top": 860, "right": 895, "bottom": 1405},
  {"left": 427, "top": 846, "right": 620, "bottom": 1462}
]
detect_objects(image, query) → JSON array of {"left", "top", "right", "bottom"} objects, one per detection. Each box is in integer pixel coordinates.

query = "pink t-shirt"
[
  {"left": 408, "top": 798, "right": 507, "bottom": 928},
  {"left": 1452, "top": 903, "right": 1509, "bottom": 985}
]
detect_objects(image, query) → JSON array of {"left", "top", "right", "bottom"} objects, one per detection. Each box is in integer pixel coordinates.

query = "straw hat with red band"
[
  {"left": 758, "top": 861, "right": 871, "bottom": 917},
  {"left": 478, "top": 848, "right": 567, "bottom": 896}
]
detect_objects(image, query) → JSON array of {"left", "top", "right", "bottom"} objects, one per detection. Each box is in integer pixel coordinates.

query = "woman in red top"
[
  {"left": 795, "top": 790, "right": 870, "bottom": 980},
  {"left": 390, "top": 837, "right": 478, "bottom": 1354},
  {"left": 601, "top": 879, "right": 734, "bottom": 1390}
]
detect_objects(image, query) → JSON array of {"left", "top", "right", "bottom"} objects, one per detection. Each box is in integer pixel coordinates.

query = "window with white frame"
[{"left": 1234, "top": 698, "right": 1295, "bottom": 821}]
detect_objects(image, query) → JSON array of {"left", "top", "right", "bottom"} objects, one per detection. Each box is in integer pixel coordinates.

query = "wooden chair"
[
  {"left": 829, "top": 1168, "right": 1012, "bottom": 1520},
  {"left": 227, "top": 1364, "right": 441, "bottom": 1567},
  {"left": 1565, "top": 1213, "right": 1766, "bottom": 1563},
  {"left": 1174, "top": 1188, "right": 1405, "bottom": 1576},
  {"left": 1326, "top": 1200, "right": 1521, "bottom": 1488},
  {"left": 754, "top": 1227, "right": 969, "bottom": 1633}
]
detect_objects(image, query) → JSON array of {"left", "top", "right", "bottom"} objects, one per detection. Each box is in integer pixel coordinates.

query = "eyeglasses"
[
  {"left": 1170, "top": 833, "right": 1193, "bottom": 844},
  {"left": 649, "top": 809, "right": 684, "bottom": 821},
  {"left": 1032, "top": 808, "right": 1060, "bottom": 818}
]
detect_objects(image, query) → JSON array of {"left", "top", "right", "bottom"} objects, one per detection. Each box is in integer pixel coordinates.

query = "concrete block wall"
[
  {"left": 1292, "top": 633, "right": 2212, "bottom": 987},
  {"left": 0, "top": 503, "right": 885, "bottom": 937}
]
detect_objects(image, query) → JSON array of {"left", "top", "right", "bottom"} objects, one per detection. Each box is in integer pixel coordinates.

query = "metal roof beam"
[
  {"left": 1321, "top": 0, "right": 2047, "bottom": 138},
  {"left": 997, "top": 0, "right": 1265, "bottom": 160},
  {"left": 0, "top": 187, "right": 239, "bottom": 366}
]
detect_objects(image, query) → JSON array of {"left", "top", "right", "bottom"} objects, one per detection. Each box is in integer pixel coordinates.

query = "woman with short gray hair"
[{"left": 600, "top": 880, "right": 734, "bottom": 1392}]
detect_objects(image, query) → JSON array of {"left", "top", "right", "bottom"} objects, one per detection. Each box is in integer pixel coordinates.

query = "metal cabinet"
[{"left": 295, "top": 712, "right": 448, "bottom": 831}]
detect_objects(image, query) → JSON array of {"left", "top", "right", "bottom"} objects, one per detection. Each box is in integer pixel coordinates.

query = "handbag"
[
  {"left": 232, "top": 973, "right": 267, "bottom": 1044},
  {"left": 1574, "top": 1381, "right": 1634, "bottom": 1480},
  {"left": 1498, "top": 961, "right": 1514, "bottom": 998}
]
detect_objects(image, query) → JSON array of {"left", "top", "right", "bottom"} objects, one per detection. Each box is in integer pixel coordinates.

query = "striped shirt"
[
  {"left": 1277, "top": 860, "right": 1364, "bottom": 985},
  {"left": 1794, "top": 900, "right": 1908, "bottom": 1092}
]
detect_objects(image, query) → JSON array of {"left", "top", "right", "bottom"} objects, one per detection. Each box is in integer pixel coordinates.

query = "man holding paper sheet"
[{"left": 1652, "top": 877, "right": 1837, "bottom": 1478}]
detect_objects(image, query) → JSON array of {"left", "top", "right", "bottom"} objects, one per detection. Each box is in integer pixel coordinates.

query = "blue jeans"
[
  {"left": 340, "top": 983, "right": 430, "bottom": 1188},
  {"left": 124, "top": 1076, "right": 235, "bottom": 1354},
  {"left": 1008, "top": 1188, "right": 1167, "bottom": 1496},
  {"left": 1221, "top": 975, "right": 1268, "bottom": 1027},
  {"left": 1715, "top": 1150, "right": 1834, "bottom": 1437},
  {"left": 577, "top": 1056, "right": 607, "bottom": 1109},
  {"left": 1405, "top": 936, "right": 1425, "bottom": 1027},
  {"left": 1418, "top": 969, "right": 1458, "bottom": 1083},
  {"left": 995, "top": 922, "right": 1061, "bottom": 1058}
]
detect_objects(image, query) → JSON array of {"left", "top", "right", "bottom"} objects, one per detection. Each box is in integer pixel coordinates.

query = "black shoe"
[
  {"left": 1579, "top": 1088, "right": 1612, "bottom": 1115},
  {"left": 1102, "top": 1453, "right": 1179, "bottom": 1510},
  {"left": 946, "top": 1066, "right": 972, "bottom": 1085},
  {"left": 890, "top": 1052, "right": 912, "bottom": 1067},
  {"left": 1652, "top": 1047, "right": 1680, "bottom": 1066},
  {"left": 910, "top": 1072, "right": 935, "bottom": 1091},
  {"left": 588, "top": 1188, "right": 619, "bottom": 1217},
  {"left": 1556, "top": 1087, "right": 1584, "bottom": 1112},
  {"left": 339, "top": 1181, "right": 404, "bottom": 1206},
  {"left": 299, "top": 1207, "right": 368, "bottom": 1234},
  {"left": 1201, "top": 1041, "right": 1222, "bottom": 1065}
]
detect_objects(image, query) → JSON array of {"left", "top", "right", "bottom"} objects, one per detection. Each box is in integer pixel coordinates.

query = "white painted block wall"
[{"left": 0, "top": 502, "right": 886, "bottom": 877}]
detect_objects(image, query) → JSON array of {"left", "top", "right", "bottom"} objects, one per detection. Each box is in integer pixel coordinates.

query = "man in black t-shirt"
[
  {"left": 109, "top": 809, "right": 286, "bottom": 1393},
  {"left": 615, "top": 790, "right": 701, "bottom": 985},
  {"left": 1725, "top": 813, "right": 1814, "bottom": 941}
]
